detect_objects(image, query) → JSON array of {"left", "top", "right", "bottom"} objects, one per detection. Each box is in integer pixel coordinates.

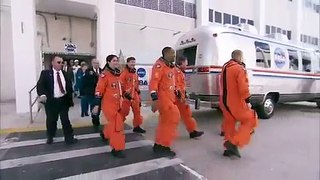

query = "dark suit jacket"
[
  {"left": 36, "top": 69, "right": 74, "bottom": 107},
  {"left": 81, "top": 67, "right": 102, "bottom": 96}
]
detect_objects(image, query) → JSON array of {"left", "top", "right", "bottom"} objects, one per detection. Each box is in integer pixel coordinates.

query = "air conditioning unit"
[
  {"left": 265, "top": 33, "right": 289, "bottom": 42},
  {"left": 236, "top": 23, "right": 258, "bottom": 34}
]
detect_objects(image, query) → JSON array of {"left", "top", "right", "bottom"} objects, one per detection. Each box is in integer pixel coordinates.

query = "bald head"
[
  {"left": 162, "top": 47, "right": 176, "bottom": 62},
  {"left": 231, "top": 50, "right": 244, "bottom": 63}
]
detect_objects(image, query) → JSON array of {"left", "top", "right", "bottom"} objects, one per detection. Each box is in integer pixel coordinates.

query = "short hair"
[
  {"left": 176, "top": 56, "right": 187, "bottom": 65},
  {"left": 126, "top": 57, "right": 136, "bottom": 63},
  {"left": 106, "top": 54, "right": 118, "bottom": 62},
  {"left": 231, "top": 50, "right": 243, "bottom": 60},
  {"left": 162, "top": 47, "right": 173, "bottom": 57},
  {"left": 51, "top": 55, "right": 62, "bottom": 62}
]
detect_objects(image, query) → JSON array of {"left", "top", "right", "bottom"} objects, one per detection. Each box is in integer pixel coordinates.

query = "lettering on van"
[
  {"left": 274, "top": 48, "right": 286, "bottom": 69},
  {"left": 180, "top": 38, "right": 196, "bottom": 45}
]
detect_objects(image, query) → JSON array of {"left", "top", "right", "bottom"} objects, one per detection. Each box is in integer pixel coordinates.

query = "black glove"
[
  {"left": 150, "top": 92, "right": 158, "bottom": 101},
  {"left": 123, "top": 92, "right": 132, "bottom": 100},
  {"left": 175, "top": 90, "right": 182, "bottom": 99}
]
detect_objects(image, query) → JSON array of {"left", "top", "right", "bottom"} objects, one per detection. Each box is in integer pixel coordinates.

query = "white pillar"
[
  {"left": 96, "top": 0, "right": 115, "bottom": 66},
  {"left": 292, "top": 0, "right": 303, "bottom": 43},
  {"left": 196, "top": 0, "right": 209, "bottom": 27},
  {"left": 10, "top": 0, "right": 38, "bottom": 113},
  {"left": 254, "top": 0, "right": 266, "bottom": 35}
]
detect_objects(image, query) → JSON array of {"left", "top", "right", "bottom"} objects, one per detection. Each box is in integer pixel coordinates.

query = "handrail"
[{"left": 28, "top": 84, "right": 38, "bottom": 124}]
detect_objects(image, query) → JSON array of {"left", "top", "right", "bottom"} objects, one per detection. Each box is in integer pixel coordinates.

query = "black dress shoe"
[
  {"left": 65, "top": 138, "right": 78, "bottom": 145},
  {"left": 189, "top": 130, "right": 204, "bottom": 139},
  {"left": 111, "top": 149, "right": 126, "bottom": 158},
  {"left": 153, "top": 143, "right": 176, "bottom": 157},
  {"left": 223, "top": 141, "right": 241, "bottom": 158},
  {"left": 46, "top": 137, "right": 53, "bottom": 144},
  {"left": 133, "top": 126, "right": 146, "bottom": 133}
]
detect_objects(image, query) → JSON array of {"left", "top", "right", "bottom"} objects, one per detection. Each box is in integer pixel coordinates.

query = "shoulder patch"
[
  {"left": 156, "top": 64, "right": 161, "bottom": 68},
  {"left": 100, "top": 73, "right": 105, "bottom": 78}
]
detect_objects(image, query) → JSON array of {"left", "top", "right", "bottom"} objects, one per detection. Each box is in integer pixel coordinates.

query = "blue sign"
[
  {"left": 137, "top": 68, "right": 146, "bottom": 78},
  {"left": 274, "top": 48, "right": 286, "bottom": 69}
]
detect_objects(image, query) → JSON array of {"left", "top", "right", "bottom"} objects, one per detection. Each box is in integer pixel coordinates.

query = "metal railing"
[{"left": 28, "top": 84, "right": 39, "bottom": 124}]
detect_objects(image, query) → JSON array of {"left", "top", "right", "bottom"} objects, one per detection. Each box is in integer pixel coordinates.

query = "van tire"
[
  {"left": 256, "top": 95, "right": 275, "bottom": 119},
  {"left": 316, "top": 101, "right": 320, "bottom": 109}
]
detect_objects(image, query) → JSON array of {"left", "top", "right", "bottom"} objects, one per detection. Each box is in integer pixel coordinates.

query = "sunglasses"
[{"left": 57, "top": 61, "right": 64, "bottom": 64}]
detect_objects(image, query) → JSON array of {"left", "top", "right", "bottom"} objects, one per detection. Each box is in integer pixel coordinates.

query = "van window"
[
  {"left": 255, "top": 42, "right": 271, "bottom": 68},
  {"left": 301, "top": 51, "right": 311, "bottom": 72},
  {"left": 176, "top": 46, "right": 197, "bottom": 66},
  {"left": 288, "top": 49, "right": 299, "bottom": 70}
]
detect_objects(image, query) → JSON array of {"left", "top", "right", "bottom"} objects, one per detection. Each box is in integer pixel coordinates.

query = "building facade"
[{"left": 1, "top": 0, "right": 319, "bottom": 113}]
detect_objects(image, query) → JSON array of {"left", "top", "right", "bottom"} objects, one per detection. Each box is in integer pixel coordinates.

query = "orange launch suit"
[
  {"left": 174, "top": 65, "right": 197, "bottom": 133},
  {"left": 95, "top": 70, "right": 126, "bottom": 151},
  {"left": 149, "top": 58, "right": 181, "bottom": 147},
  {"left": 120, "top": 67, "right": 143, "bottom": 128},
  {"left": 219, "top": 59, "right": 258, "bottom": 148}
]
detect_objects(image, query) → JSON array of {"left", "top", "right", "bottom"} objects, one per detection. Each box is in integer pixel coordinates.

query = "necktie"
[
  {"left": 57, "top": 72, "right": 65, "bottom": 94},
  {"left": 96, "top": 68, "right": 99, "bottom": 75}
]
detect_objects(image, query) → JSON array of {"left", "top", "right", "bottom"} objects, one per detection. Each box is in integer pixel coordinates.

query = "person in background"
[
  {"left": 81, "top": 58, "right": 103, "bottom": 131},
  {"left": 36, "top": 56, "right": 78, "bottom": 145},
  {"left": 73, "top": 59, "right": 81, "bottom": 97},
  {"left": 78, "top": 62, "right": 89, "bottom": 117}
]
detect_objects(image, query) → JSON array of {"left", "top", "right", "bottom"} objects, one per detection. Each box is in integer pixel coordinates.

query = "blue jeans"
[{"left": 81, "top": 96, "right": 89, "bottom": 116}]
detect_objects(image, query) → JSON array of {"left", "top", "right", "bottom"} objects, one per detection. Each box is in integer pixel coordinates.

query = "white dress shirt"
[{"left": 53, "top": 68, "right": 66, "bottom": 98}]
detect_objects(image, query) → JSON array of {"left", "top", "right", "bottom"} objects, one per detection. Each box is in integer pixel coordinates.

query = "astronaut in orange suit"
[
  {"left": 120, "top": 57, "right": 146, "bottom": 133},
  {"left": 219, "top": 50, "right": 258, "bottom": 158},
  {"left": 149, "top": 47, "right": 180, "bottom": 157},
  {"left": 174, "top": 56, "right": 204, "bottom": 139},
  {"left": 92, "top": 54, "right": 132, "bottom": 158}
]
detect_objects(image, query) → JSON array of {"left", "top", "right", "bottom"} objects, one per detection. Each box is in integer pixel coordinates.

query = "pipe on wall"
[{"left": 36, "top": 12, "right": 50, "bottom": 47}]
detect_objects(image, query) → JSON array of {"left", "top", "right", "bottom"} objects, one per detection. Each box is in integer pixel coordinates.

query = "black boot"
[
  {"left": 189, "top": 130, "right": 204, "bottom": 138},
  {"left": 133, "top": 126, "right": 146, "bottom": 133},
  {"left": 153, "top": 143, "right": 176, "bottom": 157},
  {"left": 223, "top": 141, "right": 241, "bottom": 158},
  {"left": 46, "top": 137, "right": 53, "bottom": 144},
  {"left": 65, "top": 137, "right": 78, "bottom": 145},
  {"left": 111, "top": 149, "right": 126, "bottom": 158}
]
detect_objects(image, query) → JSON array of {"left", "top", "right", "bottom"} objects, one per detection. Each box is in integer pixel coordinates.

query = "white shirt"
[
  {"left": 94, "top": 68, "right": 99, "bottom": 75},
  {"left": 53, "top": 68, "right": 66, "bottom": 98}
]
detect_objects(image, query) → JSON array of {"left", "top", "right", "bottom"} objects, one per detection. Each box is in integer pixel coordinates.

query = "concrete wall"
[
  {"left": 265, "top": 0, "right": 292, "bottom": 31},
  {"left": 0, "top": 0, "right": 16, "bottom": 101},
  {"left": 36, "top": 13, "right": 95, "bottom": 54},
  {"left": 114, "top": 3, "right": 195, "bottom": 64},
  {"left": 209, "top": 0, "right": 255, "bottom": 20}
]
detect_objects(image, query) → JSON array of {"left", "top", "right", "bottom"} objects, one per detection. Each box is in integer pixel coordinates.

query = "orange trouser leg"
[
  {"left": 103, "top": 109, "right": 125, "bottom": 151},
  {"left": 230, "top": 109, "right": 257, "bottom": 148},
  {"left": 120, "top": 100, "right": 131, "bottom": 121},
  {"left": 176, "top": 101, "right": 197, "bottom": 133},
  {"left": 131, "top": 99, "right": 143, "bottom": 128},
  {"left": 155, "top": 101, "right": 180, "bottom": 147},
  {"left": 220, "top": 106, "right": 237, "bottom": 142}
]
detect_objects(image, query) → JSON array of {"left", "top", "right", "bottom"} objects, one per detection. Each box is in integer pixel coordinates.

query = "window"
[
  {"left": 209, "top": 9, "right": 214, "bottom": 22},
  {"left": 240, "top": 18, "right": 246, "bottom": 23},
  {"left": 215, "top": 11, "right": 222, "bottom": 23},
  {"left": 287, "top": 30, "right": 291, "bottom": 39},
  {"left": 288, "top": 49, "right": 299, "bottom": 71},
  {"left": 255, "top": 42, "right": 271, "bottom": 68},
  {"left": 176, "top": 46, "right": 197, "bottom": 66},
  {"left": 247, "top": 19, "right": 254, "bottom": 25},
  {"left": 232, "top": 15, "right": 239, "bottom": 24},
  {"left": 301, "top": 51, "right": 311, "bottom": 72},
  {"left": 282, "top": 30, "right": 287, "bottom": 35},
  {"left": 277, "top": 27, "right": 282, "bottom": 33},
  {"left": 271, "top": 26, "right": 276, "bottom": 33},
  {"left": 266, "top": 25, "right": 270, "bottom": 34},
  {"left": 223, "top": 13, "right": 231, "bottom": 24}
]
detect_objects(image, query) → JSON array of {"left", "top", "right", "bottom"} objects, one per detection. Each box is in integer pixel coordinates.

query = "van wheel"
[
  {"left": 256, "top": 95, "right": 275, "bottom": 119},
  {"left": 316, "top": 101, "right": 320, "bottom": 109}
]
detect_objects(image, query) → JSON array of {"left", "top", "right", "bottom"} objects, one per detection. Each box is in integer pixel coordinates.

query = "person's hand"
[
  {"left": 39, "top": 95, "right": 47, "bottom": 103},
  {"left": 151, "top": 100, "right": 158, "bottom": 113},
  {"left": 92, "top": 106, "right": 99, "bottom": 115}
]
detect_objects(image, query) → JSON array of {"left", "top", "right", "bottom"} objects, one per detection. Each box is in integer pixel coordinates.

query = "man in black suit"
[
  {"left": 37, "top": 56, "right": 78, "bottom": 145},
  {"left": 81, "top": 58, "right": 102, "bottom": 131}
]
